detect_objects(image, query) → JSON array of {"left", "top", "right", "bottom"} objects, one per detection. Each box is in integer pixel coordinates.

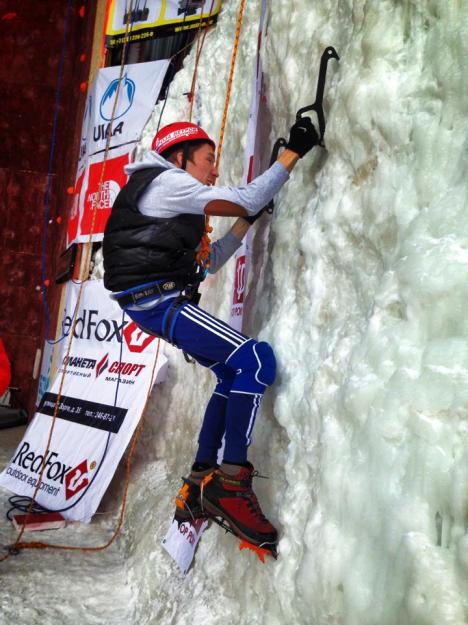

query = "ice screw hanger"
[{"left": 265, "top": 46, "right": 339, "bottom": 214}]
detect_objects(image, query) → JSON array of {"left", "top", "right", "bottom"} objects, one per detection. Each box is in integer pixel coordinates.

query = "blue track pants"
[{"left": 125, "top": 297, "right": 276, "bottom": 464}]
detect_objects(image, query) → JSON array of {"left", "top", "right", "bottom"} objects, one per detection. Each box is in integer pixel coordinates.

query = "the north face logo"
[
  {"left": 123, "top": 322, "right": 156, "bottom": 353},
  {"left": 65, "top": 460, "right": 89, "bottom": 500}
]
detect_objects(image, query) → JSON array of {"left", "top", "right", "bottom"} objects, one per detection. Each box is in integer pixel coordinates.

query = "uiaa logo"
[{"left": 100, "top": 74, "right": 135, "bottom": 121}]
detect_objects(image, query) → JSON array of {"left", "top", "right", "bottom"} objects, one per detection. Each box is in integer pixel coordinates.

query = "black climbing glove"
[
  {"left": 243, "top": 208, "right": 265, "bottom": 225},
  {"left": 286, "top": 116, "right": 319, "bottom": 158}
]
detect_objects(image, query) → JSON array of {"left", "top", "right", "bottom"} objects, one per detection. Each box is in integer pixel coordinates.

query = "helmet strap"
[{"left": 181, "top": 143, "right": 189, "bottom": 171}]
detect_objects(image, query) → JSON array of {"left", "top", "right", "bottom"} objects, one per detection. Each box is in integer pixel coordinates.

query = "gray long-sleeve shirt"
[
  {"left": 126, "top": 151, "right": 289, "bottom": 218},
  {"left": 124, "top": 151, "right": 289, "bottom": 274}
]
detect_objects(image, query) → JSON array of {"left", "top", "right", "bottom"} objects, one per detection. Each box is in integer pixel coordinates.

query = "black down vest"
[{"left": 103, "top": 167, "right": 205, "bottom": 292}]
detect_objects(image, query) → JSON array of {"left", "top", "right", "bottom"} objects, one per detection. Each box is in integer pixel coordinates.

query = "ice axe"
[{"left": 265, "top": 46, "right": 339, "bottom": 214}]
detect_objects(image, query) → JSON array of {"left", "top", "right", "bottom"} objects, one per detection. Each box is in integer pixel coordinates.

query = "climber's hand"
[
  {"left": 243, "top": 208, "right": 265, "bottom": 225},
  {"left": 286, "top": 116, "right": 319, "bottom": 158}
]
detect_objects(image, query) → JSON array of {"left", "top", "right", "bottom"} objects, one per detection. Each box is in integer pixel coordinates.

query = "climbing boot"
[
  {"left": 200, "top": 462, "right": 278, "bottom": 548},
  {"left": 174, "top": 464, "right": 215, "bottom": 524}
]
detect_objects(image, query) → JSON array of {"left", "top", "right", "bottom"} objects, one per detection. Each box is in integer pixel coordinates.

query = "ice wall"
[
  {"left": 1, "top": 2, "right": 466, "bottom": 625},
  {"left": 130, "top": 1, "right": 467, "bottom": 624}
]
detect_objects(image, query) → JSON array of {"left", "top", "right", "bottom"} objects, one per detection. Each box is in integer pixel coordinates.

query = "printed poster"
[
  {"left": 0, "top": 280, "right": 168, "bottom": 522},
  {"left": 105, "top": 0, "right": 222, "bottom": 47},
  {"left": 67, "top": 59, "right": 169, "bottom": 246},
  {"left": 89, "top": 59, "right": 170, "bottom": 156},
  {"left": 78, "top": 150, "right": 130, "bottom": 241}
]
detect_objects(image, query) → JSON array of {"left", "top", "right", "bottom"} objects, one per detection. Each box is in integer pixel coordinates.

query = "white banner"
[
  {"left": 89, "top": 59, "right": 169, "bottom": 156},
  {"left": 229, "top": 0, "right": 267, "bottom": 330},
  {"left": 0, "top": 280, "right": 167, "bottom": 522},
  {"left": 78, "top": 93, "right": 93, "bottom": 177},
  {"left": 162, "top": 518, "right": 209, "bottom": 575}
]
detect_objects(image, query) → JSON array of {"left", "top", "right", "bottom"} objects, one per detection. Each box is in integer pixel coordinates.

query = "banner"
[
  {"left": 89, "top": 59, "right": 170, "bottom": 156},
  {"left": 67, "top": 168, "right": 86, "bottom": 245},
  {"left": 229, "top": 0, "right": 267, "bottom": 330},
  {"left": 162, "top": 517, "right": 208, "bottom": 575},
  {"left": 78, "top": 149, "right": 131, "bottom": 241},
  {"left": 0, "top": 280, "right": 167, "bottom": 522},
  {"left": 67, "top": 59, "right": 169, "bottom": 246},
  {"left": 105, "top": 0, "right": 222, "bottom": 47}
]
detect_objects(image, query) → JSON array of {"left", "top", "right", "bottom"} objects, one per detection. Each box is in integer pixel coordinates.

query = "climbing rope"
[
  {"left": 215, "top": 0, "right": 246, "bottom": 171},
  {"left": 187, "top": 0, "right": 216, "bottom": 122},
  {"left": 156, "top": 6, "right": 214, "bottom": 135},
  {"left": 198, "top": 0, "right": 247, "bottom": 268}
]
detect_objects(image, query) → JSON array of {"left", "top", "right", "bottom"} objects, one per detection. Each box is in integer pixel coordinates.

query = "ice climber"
[{"left": 102, "top": 118, "right": 319, "bottom": 550}]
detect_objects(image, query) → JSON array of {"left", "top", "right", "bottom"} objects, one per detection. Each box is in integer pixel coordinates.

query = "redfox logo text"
[
  {"left": 6, "top": 442, "right": 75, "bottom": 497},
  {"left": 62, "top": 309, "right": 124, "bottom": 342}
]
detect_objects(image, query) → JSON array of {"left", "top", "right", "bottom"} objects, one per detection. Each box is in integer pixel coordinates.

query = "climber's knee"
[
  {"left": 226, "top": 340, "right": 276, "bottom": 394},
  {"left": 254, "top": 341, "right": 276, "bottom": 386}
]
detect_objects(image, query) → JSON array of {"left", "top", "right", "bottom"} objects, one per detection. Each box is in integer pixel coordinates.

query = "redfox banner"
[
  {"left": 0, "top": 280, "right": 168, "bottom": 522},
  {"left": 105, "top": 0, "right": 222, "bottom": 48}
]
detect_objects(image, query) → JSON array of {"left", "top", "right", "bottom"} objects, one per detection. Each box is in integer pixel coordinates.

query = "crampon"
[{"left": 206, "top": 511, "right": 278, "bottom": 562}]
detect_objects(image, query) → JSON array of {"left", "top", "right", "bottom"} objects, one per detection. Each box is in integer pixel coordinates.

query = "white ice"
[{"left": 1, "top": 1, "right": 467, "bottom": 624}]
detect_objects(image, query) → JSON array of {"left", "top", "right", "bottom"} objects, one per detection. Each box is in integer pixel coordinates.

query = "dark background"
[{"left": 0, "top": 1, "right": 96, "bottom": 416}]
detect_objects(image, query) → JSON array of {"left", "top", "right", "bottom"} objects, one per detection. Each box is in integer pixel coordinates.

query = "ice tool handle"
[{"left": 264, "top": 46, "right": 339, "bottom": 214}]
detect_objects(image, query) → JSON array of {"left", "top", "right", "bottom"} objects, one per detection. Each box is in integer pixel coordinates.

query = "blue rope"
[{"left": 40, "top": 0, "right": 74, "bottom": 341}]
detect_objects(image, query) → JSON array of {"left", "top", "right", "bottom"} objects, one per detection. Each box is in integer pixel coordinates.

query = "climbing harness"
[
  {"left": 265, "top": 46, "right": 340, "bottom": 215},
  {"left": 111, "top": 279, "right": 185, "bottom": 308}
]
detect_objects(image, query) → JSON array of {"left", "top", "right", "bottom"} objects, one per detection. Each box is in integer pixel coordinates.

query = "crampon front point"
[{"left": 208, "top": 513, "right": 278, "bottom": 562}]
